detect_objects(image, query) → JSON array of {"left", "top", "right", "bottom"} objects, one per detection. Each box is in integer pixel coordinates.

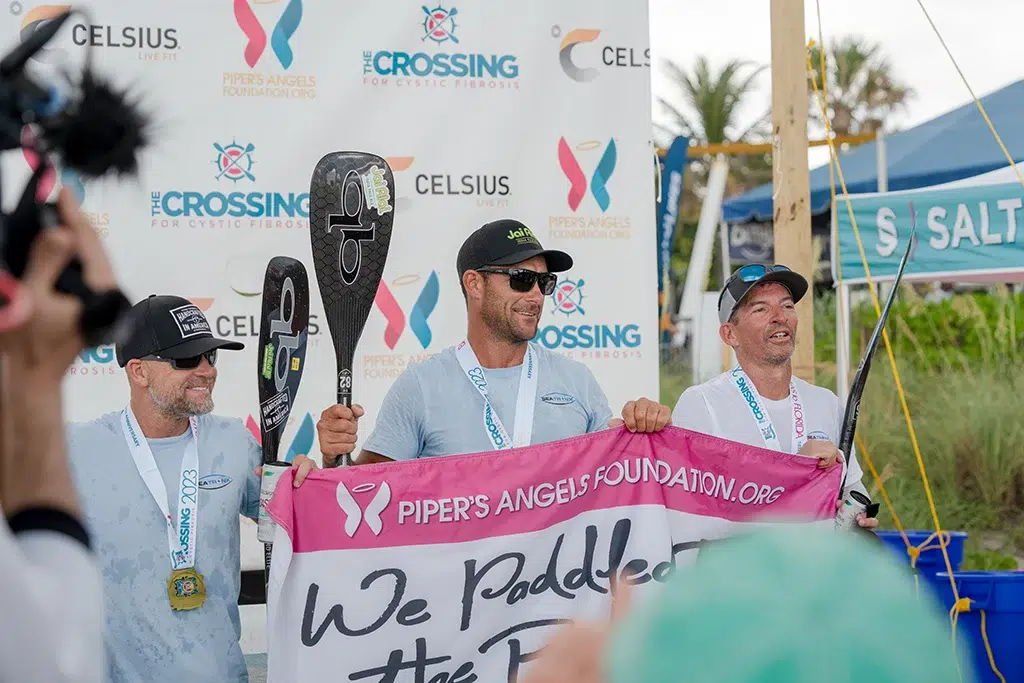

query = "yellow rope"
[
  {"left": 950, "top": 599, "right": 1008, "bottom": 683},
  {"left": 914, "top": 0, "right": 1024, "bottom": 193},
  {"left": 804, "top": 38, "right": 958, "bottom": 603},
  {"left": 808, "top": 5, "right": 1012, "bottom": 678}
]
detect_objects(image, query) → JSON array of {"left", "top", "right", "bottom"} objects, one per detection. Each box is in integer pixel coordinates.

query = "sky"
[{"left": 648, "top": 0, "right": 1024, "bottom": 169}]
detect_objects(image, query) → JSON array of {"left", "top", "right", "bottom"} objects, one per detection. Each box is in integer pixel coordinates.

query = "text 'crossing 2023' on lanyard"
[
  {"left": 455, "top": 339, "right": 538, "bottom": 451},
  {"left": 730, "top": 367, "right": 808, "bottom": 454},
  {"left": 120, "top": 407, "right": 207, "bottom": 610}
]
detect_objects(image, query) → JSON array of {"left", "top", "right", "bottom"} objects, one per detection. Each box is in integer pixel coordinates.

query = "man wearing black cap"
[
  {"left": 317, "top": 219, "right": 672, "bottom": 466},
  {"left": 64, "top": 294, "right": 318, "bottom": 683},
  {"left": 670, "top": 264, "right": 877, "bottom": 530}
]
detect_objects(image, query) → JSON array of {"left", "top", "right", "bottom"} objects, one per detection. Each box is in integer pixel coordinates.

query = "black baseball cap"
[
  {"left": 115, "top": 295, "right": 244, "bottom": 367},
  {"left": 718, "top": 264, "right": 808, "bottom": 323},
  {"left": 457, "top": 219, "right": 573, "bottom": 280}
]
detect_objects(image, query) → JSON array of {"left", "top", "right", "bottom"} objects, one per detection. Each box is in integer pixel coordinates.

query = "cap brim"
[
  {"left": 756, "top": 271, "right": 809, "bottom": 303},
  {"left": 158, "top": 336, "right": 245, "bottom": 358},
  {"left": 490, "top": 248, "right": 574, "bottom": 273},
  {"left": 734, "top": 271, "right": 809, "bottom": 309}
]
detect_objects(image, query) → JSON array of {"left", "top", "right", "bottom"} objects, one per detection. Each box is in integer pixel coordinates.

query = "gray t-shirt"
[
  {"left": 364, "top": 344, "right": 615, "bottom": 460},
  {"left": 66, "top": 412, "right": 262, "bottom": 683}
]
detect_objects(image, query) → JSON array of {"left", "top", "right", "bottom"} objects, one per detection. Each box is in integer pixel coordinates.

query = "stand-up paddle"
[
  {"left": 255, "top": 256, "right": 310, "bottom": 587},
  {"left": 309, "top": 152, "right": 395, "bottom": 467},
  {"left": 835, "top": 228, "right": 916, "bottom": 530}
]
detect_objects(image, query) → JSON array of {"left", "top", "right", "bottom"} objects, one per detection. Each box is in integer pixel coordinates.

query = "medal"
[{"left": 168, "top": 568, "right": 207, "bottom": 611}]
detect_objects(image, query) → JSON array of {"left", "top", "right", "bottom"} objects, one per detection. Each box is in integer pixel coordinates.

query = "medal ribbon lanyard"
[
  {"left": 120, "top": 407, "right": 200, "bottom": 571},
  {"left": 455, "top": 340, "right": 538, "bottom": 450}
]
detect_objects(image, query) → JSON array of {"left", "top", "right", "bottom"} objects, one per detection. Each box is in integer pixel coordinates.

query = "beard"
[
  {"left": 148, "top": 381, "right": 215, "bottom": 419},
  {"left": 480, "top": 294, "right": 540, "bottom": 343}
]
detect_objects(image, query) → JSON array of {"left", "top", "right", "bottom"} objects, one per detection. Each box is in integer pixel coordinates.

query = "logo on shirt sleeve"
[
  {"left": 541, "top": 392, "right": 576, "bottom": 405},
  {"left": 807, "top": 431, "right": 830, "bottom": 441}
]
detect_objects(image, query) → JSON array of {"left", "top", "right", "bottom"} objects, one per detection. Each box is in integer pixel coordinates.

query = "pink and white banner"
[{"left": 265, "top": 426, "right": 841, "bottom": 682}]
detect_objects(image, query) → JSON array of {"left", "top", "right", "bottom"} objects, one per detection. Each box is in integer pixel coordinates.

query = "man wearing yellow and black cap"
[
  {"left": 64, "top": 294, "right": 318, "bottom": 683},
  {"left": 317, "top": 218, "right": 673, "bottom": 466}
]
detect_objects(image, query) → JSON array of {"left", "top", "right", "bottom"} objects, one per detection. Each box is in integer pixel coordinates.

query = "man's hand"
[
  {"left": 255, "top": 454, "right": 319, "bottom": 487},
  {"left": 0, "top": 188, "right": 118, "bottom": 380},
  {"left": 608, "top": 397, "right": 671, "bottom": 433},
  {"left": 316, "top": 404, "right": 364, "bottom": 468},
  {"left": 837, "top": 497, "right": 880, "bottom": 530},
  {"left": 798, "top": 439, "right": 843, "bottom": 469}
]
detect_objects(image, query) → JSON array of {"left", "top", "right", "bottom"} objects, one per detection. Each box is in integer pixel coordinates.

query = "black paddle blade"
[
  {"left": 256, "top": 256, "right": 310, "bottom": 466},
  {"left": 308, "top": 152, "right": 395, "bottom": 406},
  {"left": 837, "top": 229, "right": 915, "bottom": 490}
]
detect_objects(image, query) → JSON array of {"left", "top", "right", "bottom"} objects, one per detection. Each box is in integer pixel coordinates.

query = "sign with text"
[
  {"left": 833, "top": 181, "right": 1024, "bottom": 283},
  {"left": 265, "top": 426, "right": 840, "bottom": 682}
]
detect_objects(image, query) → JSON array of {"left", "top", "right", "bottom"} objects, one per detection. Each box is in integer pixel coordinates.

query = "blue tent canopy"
[{"left": 722, "top": 79, "right": 1024, "bottom": 223}]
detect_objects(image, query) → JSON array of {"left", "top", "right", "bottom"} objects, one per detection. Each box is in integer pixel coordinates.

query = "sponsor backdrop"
[{"left": 1, "top": 0, "right": 655, "bottom": 557}]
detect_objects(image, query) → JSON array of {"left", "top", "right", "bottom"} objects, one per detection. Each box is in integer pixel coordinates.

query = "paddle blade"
[
  {"left": 256, "top": 256, "right": 310, "bottom": 465},
  {"left": 308, "top": 151, "right": 395, "bottom": 405}
]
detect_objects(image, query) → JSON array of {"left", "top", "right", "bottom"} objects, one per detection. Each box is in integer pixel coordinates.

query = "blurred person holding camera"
[{"left": 0, "top": 188, "right": 116, "bottom": 683}]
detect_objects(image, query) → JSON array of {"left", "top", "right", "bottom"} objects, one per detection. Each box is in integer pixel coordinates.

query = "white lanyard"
[
  {"left": 730, "top": 367, "right": 808, "bottom": 454},
  {"left": 455, "top": 339, "right": 538, "bottom": 450},
  {"left": 120, "top": 407, "right": 200, "bottom": 571}
]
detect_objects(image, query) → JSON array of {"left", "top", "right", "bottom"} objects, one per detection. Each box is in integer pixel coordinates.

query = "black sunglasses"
[
  {"left": 476, "top": 266, "right": 558, "bottom": 296},
  {"left": 141, "top": 349, "right": 218, "bottom": 370}
]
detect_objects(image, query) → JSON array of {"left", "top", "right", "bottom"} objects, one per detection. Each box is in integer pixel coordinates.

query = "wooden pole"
[{"left": 770, "top": 0, "right": 815, "bottom": 382}]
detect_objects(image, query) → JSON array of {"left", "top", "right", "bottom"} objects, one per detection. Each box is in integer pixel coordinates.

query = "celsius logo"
[
  {"left": 552, "top": 25, "right": 650, "bottom": 82},
  {"left": 233, "top": 0, "right": 302, "bottom": 69},
  {"left": 558, "top": 137, "right": 617, "bottom": 212},
  {"left": 225, "top": 0, "right": 315, "bottom": 99},
  {"left": 533, "top": 277, "right": 642, "bottom": 353},
  {"left": 245, "top": 411, "right": 315, "bottom": 463},
  {"left": 385, "top": 156, "right": 508, "bottom": 209},
  {"left": 375, "top": 272, "right": 440, "bottom": 350},
  {"left": 555, "top": 27, "right": 600, "bottom": 82},
  {"left": 336, "top": 481, "right": 392, "bottom": 537},
  {"left": 150, "top": 140, "right": 309, "bottom": 229},
  {"left": 16, "top": 4, "right": 69, "bottom": 64},
  {"left": 363, "top": 5, "right": 519, "bottom": 90},
  {"left": 21, "top": 125, "right": 84, "bottom": 203}
]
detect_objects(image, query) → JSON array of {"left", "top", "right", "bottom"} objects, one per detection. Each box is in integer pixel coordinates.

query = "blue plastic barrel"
[
  {"left": 875, "top": 530, "right": 967, "bottom": 598},
  {"left": 934, "top": 571, "right": 1024, "bottom": 683}
]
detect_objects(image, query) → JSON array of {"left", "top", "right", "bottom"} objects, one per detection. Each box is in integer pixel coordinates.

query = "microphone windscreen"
[{"left": 55, "top": 71, "right": 149, "bottom": 179}]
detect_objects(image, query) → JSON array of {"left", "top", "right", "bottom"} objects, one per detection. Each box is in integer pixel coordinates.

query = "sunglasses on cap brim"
[
  {"left": 140, "top": 349, "right": 218, "bottom": 370},
  {"left": 475, "top": 266, "right": 558, "bottom": 296},
  {"left": 719, "top": 264, "right": 794, "bottom": 309}
]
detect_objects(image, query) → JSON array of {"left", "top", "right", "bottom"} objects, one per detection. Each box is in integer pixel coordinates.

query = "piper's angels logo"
[{"left": 336, "top": 481, "right": 392, "bottom": 537}]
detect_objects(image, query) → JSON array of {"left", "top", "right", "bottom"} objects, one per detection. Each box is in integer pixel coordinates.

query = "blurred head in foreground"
[{"left": 607, "top": 525, "right": 973, "bottom": 683}]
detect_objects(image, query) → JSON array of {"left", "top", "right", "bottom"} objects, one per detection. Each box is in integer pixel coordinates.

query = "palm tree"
[
  {"left": 656, "top": 56, "right": 773, "bottom": 304},
  {"left": 656, "top": 56, "right": 773, "bottom": 201},
  {"left": 807, "top": 36, "right": 914, "bottom": 137}
]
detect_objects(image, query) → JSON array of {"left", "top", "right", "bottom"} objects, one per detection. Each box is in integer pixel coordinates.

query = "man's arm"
[{"left": 354, "top": 450, "right": 394, "bottom": 465}]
